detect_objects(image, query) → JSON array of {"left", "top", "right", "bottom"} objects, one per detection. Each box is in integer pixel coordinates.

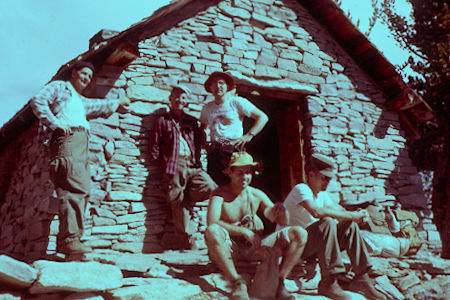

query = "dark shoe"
[
  {"left": 58, "top": 240, "right": 92, "bottom": 255},
  {"left": 349, "top": 273, "right": 386, "bottom": 300},
  {"left": 318, "top": 276, "right": 352, "bottom": 300},
  {"left": 276, "top": 278, "right": 295, "bottom": 300},
  {"left": 230, "top": 277, "right": 250, "bottom": 300}
]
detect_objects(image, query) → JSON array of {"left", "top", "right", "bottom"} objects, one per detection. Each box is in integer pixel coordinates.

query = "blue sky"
[{"left": 0, "top": 0, "right": 411, "bottom": 127}]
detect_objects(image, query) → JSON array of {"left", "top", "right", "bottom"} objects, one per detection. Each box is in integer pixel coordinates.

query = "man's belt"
[
  {"left": 210, "top": 139, "right": 237, "bottom": 150},
  {"left": 54, "top": 126, "right": 87, "bottom": 135},
  {"left": 178, "top": 155, "right": 192, "bottom": 160},
  {"left": 70, "top": 126, "right": 87, "bottom": 132}
]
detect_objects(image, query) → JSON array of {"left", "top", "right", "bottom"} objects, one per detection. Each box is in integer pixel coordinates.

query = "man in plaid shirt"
[
  {"left": 149, "top": 85, "right": 217, "bottom": 244},
  {"left": 30, "top": 61, "right": 129, "bottom": 256}
]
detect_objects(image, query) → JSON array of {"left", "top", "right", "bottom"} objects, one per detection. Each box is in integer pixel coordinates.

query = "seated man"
[
  {"left": 205, "top": 152, "right": 307, "bottom": 300},
  {"left": 278, "top": 153, "right": 386, "bottom": 300},
  {"left": 148, "top": 85, "right": 217, "bottom": 240}
]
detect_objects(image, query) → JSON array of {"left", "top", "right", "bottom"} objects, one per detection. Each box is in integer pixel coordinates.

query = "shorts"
[{"left": 218, "top": 226, "right": 292, "bottom": 260}]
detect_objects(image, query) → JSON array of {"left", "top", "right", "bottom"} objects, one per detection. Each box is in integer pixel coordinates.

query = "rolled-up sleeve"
[
  {"left": 30, "top": 81, "right": 63, "bottom": 130},
  {"left": 83, "top": 98, "right": 119, "bottom": 118}
]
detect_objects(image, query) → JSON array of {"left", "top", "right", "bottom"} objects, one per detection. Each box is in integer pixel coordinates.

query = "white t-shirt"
[
  {"left": 278, "top": 183, "right": 336, "bottom": 229},
  {"left": 58, "top": 83, "right": 90, "bottom": 129},
  {"left": 200, "top": 95, "right": 256, "bottom": 142}
]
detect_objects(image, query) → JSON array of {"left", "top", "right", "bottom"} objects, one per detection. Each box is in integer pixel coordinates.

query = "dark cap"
[
  {"left": 72, "top": 61, "right": 95, "bottom": 73},
  {"left": 204, "top": 71, "right": 234, "bottom": 93},
  {"left": 309, "top": 153, "right": 336, "bottom": 178}
]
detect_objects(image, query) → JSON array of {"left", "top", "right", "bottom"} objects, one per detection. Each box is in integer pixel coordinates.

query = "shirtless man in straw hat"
[{"left": 205, "top": 152, "right": 307, "bottom": 300}]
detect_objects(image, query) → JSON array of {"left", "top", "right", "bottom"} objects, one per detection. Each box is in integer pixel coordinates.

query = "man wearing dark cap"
[
  {"left": 30, "top": 61, "right": 130, "bottom": 256},
  {"left": 200, "top": 72, "right": 268, "bottom": 185},
  {"left": 149, "top": 85, "right": 217, "bottom": 243},
  {"left": 278, "top": 153, "right": 386, "bottom": 300}
]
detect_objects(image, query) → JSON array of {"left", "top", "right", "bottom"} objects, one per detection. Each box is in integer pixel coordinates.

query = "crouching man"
[{"left": 204, "top": 152, "right": 307, "bottom": 300}]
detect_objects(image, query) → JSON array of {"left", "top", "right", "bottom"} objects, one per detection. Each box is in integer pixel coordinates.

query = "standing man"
[
  {"left": 30, "top": 61, "right": 130, "bottom": 255},
  {"left": 205, "top": 152, "right": 307, "bottom": 300},
  {"left": 149, "top": 85, "right": 217, "bottom": 239},
  {"left": 200, "top": 72, "right": 268, "bottom": 185},
  {"left": 278, "top": 153, "right": 386, "bottom": 300}
]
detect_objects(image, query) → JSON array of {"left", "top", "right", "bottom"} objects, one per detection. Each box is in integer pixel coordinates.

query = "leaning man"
[
  {"left": 149, "top": 85, "right": 217, "bottom": 241},
  {"left": 205, "top": 152, "right": 307, "bottom": 300},
  {"left": 30, "top": 61, "right": 130, "bottom": 255}
]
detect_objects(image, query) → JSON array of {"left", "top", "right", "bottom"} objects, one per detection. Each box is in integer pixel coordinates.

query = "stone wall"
[{"left": 0, "top": 0, "right": 441, "bottom": 257}]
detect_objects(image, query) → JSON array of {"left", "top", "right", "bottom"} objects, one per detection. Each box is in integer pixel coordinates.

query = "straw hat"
[{"left": 222, "top": 152, "right": 260, "bottom": 175}]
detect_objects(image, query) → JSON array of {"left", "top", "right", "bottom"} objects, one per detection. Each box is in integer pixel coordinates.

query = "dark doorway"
[
  {"left": 241, "top": 93, "right": 290, "bottom": 205},
  {"left": 238, "top": 88, "right": 307, "bottom": 234}
]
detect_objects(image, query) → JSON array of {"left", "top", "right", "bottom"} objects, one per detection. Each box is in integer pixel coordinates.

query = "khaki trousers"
[
  {"left": 49, "top": 129, "right": 90, "bottom": 245},
  {"left": 301, "top": 217, "right": 372, "bottom": 278},
  {"left": 163, "top": 158, "right": 217, "bottom": 234}
]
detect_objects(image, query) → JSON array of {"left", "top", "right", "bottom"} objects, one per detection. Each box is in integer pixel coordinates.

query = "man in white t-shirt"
[
  {"left": 279, "top": 153, "right": 386, "bottom": 300},
  {"left": 200, "top": 72, "right": 268, "bottom": 185}
]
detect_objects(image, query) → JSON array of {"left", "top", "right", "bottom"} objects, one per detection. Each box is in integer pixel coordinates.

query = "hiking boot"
[
  {"left": 276, "top": 277, "right": 295, "bottom": 300},
  {"left": 349, "top": 273, "right": 386, "bottom": 300},
  {"left": 230, "top": 277, "right": 250, "bottom": 300},
  {"left": 318, "top": 276, "right": 352, "bottom": 300},
  {"left": 58, "top": 240, "right": 92, "bottom": 255}
]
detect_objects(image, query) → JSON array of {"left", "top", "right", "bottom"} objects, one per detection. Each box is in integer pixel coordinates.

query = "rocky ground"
[{"left": 1, "top": 247, "right": 449, "bottom": 300}]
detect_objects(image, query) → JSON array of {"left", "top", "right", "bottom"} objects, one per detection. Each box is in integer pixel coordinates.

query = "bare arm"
[
  {"left": 235, "top": 107, "right": 268, "bottom": 148},
  {"left": 247, "top": 108, "right": 269, "bottom": 138},
  {"left": 207, "top": 194, "right": 261, "bottom": 247},
  {"left": 200, "top": 123, "right": 208, "bottom": 148},
  {"left": 256, "top": 189, "right": 290, "bottom": 226}
]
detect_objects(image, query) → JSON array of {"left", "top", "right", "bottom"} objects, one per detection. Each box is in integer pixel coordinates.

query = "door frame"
[{"left": 236, "top": 84, "right": 309, "bottom": 201}]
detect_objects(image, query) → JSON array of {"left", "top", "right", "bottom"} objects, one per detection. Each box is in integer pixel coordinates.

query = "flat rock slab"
[
  {"left": 0, "top": 255, "right": 38, "bottom": 288},
  {"left": 108, "top": 279, "right": 203, "bottom": 300},
  {"left": 0, "top": 291, "right": 23, "bottom": 300},
  {"left": 29, "top": 260, "right": 123, "bottom": 294},
  {"left": 62, "top": 292, "right": 105, "bottom": 300}
]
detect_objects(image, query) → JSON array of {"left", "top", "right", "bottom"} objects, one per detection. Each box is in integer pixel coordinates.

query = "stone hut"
[{"left": 0, "top": 0, "right": 440, "bottom": 259}]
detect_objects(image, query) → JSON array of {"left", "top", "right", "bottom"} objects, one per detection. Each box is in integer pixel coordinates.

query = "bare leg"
[
  {"left": 279, "top": 226, "right": 307, "bottom": 278},
  {"left": 204, "top": 224, "right": 240, "bottom": 281}
]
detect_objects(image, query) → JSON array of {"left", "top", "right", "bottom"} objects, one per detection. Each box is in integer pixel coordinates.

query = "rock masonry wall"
[{"left": 0, "top": 0, "right": 441, "bottom": 258}]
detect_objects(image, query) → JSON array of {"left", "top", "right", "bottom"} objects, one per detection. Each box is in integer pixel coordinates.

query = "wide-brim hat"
[
  {"left": 204, "top": 71, "right": 235, "bottom": 93},
  {"left": 310, "top": 153, "right": 336, "bottom": 178},
  {"left": 222, "top": 152, "right": 260, "bottom": 175}
]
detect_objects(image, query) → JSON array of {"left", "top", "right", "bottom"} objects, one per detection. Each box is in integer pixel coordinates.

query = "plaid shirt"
[
  {"left": 149, "top": 110, "right": 205, "bottom": 175},
  {"left": 30, "top": 80, "right": 119, "bottom": 145}
]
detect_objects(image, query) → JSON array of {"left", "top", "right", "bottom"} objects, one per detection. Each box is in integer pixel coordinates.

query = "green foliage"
[{"left": 381, "top": 0, "right": 450, "bottom": 170}]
